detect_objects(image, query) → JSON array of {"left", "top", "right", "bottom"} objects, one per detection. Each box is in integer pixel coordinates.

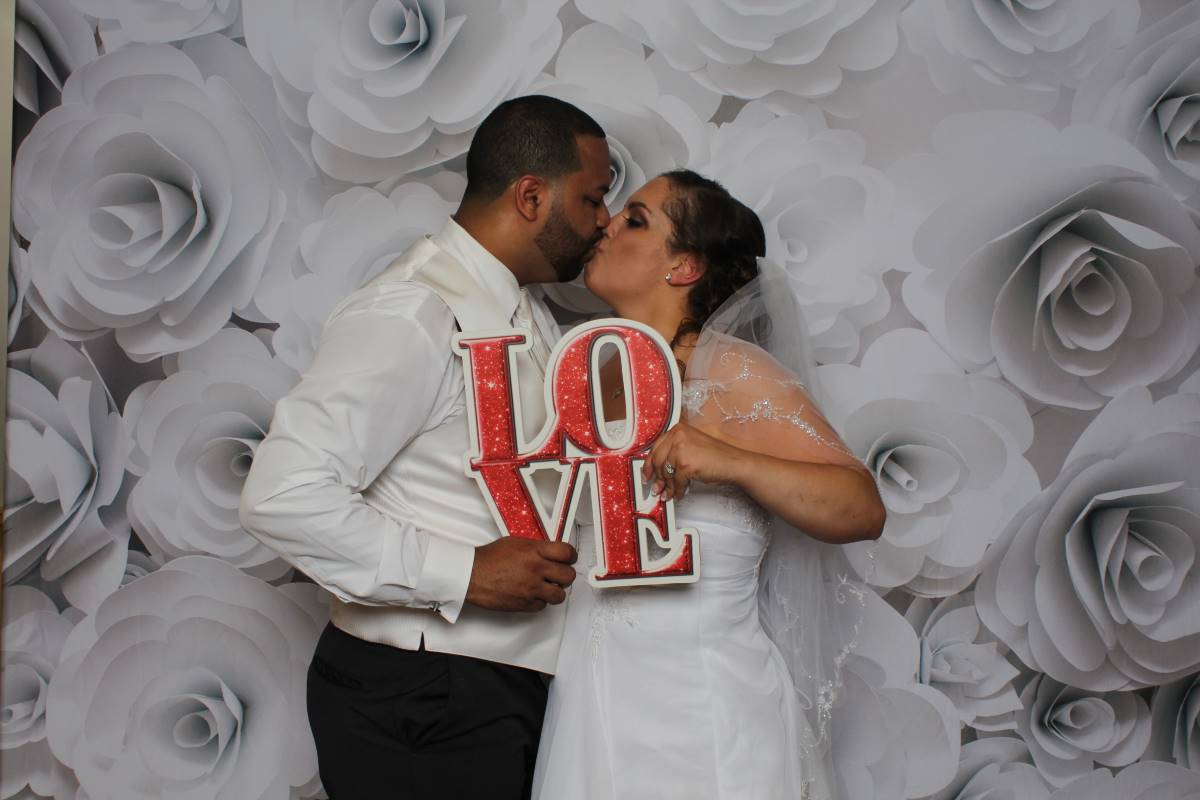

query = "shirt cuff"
[{"left": 415, "top": 536, "right": 476, "bottom": 623}]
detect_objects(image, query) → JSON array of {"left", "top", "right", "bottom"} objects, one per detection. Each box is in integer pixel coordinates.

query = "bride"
[{"left": 532, "top": 170, "right": 886, "bottom": 799}]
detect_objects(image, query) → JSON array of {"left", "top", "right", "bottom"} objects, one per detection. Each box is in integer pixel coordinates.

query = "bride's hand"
[{"left": 642, "top": 422, "right": 743, "bottom": 501}]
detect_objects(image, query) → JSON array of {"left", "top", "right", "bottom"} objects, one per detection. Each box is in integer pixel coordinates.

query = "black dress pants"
[{"left": 307, "top": 622, "right": 549, "bottom": 800}]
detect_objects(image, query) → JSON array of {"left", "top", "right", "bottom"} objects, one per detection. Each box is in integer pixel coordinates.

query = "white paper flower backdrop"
[
  {"left": 924, "top": 737, "right": 1053, "bottom": 800},
  {"left": 976, "top": 387, "right": 1200, "bottom": 691},
  {"left": 71, "top": 0, "right": 241, "bottom": 50},
  {"left": 819, "top": 328, "right": 1040, "bottom": 595},
  {"left": 242, "top": 0, "right": 567, "bottom": 182},
  {"left": 897, "top": 111, "right": 1200, "bottom": 411},
  {"left": 703, "top": 101, "right": 894, "bottom": 363},
  {"left": 900, "top": 0, "right": 1140, "bottom": 112},
  {"left": 12, "top": 0, "right": 97, "bottom": 151},
  {"left": 6, "top": 333, "right": 132, "bottom": 615},
  {"left": 123, "top": 327, "right": 299, "bottom": 579},
  {"left": 44, "top": 557, "right": 326, "bottom": 800},
  {"left": 0, "top": 586, "right": 79, "bottom": 800},
  {"left": 11, "top": 39, "right": 304, "bottom": 362},
  {"left": 6, "top": 2, "right": 1200, "bottom": 797},
  {"left": 253, "top": 181, "right": 457, "bottom": 373},
  {"left": 575, "top": 0, "right": 910, "bottom": 118},
  {"left": 1072, "top": 2, "right": 1200, "bottom": 212}
]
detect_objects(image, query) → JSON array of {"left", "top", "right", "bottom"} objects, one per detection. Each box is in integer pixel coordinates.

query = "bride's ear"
[
  {"left": 513, "top": 175, "right": 546, "bottom": 222},
  {"left": 669, "top": 254, "right": 706, "bottom": 287}
]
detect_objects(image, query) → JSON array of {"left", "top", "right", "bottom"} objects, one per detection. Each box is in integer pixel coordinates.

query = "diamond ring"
[{"left": 664, "top": 462, "right": 676, "bottom": 475}]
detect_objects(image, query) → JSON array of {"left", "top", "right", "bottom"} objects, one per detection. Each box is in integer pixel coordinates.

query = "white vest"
[{"left": 328, "top": 237, "right": 566, "bottom": 674}]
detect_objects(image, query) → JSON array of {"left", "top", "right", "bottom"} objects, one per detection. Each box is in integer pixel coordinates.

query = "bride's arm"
[{"left": 643, "top": 423, "right": 885, "bottom": 544}]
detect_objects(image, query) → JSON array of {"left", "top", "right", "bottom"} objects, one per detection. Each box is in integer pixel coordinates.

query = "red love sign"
[{"left": 453, "top": 319, "right": 699, "bottom": 588}]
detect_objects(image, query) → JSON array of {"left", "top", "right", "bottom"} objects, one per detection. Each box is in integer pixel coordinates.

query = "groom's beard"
[{"left": 535, "top": 198, "right": 600, "bottom": 283}]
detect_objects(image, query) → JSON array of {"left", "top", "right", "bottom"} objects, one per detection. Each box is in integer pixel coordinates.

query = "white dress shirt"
[{"left": 240, "top": 220, "right": 560, "bottom": 627}]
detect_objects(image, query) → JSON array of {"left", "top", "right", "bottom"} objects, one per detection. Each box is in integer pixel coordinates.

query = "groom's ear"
[
  {"left": 513, "top": 175, "right": 547, "bottom": 223},
  {"left": 671, "top": 254, "right": 706, "bottom": 287}
]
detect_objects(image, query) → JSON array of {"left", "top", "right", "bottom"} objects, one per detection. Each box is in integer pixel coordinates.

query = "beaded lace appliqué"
[
  {"left": 589, "top": 590, "right": 639, "bottom": 660},
  {"left": 684, "top": 352, "right": 856, "bottom": 459}
]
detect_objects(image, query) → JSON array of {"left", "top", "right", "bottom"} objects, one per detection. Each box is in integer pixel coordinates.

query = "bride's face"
[{"left": 584, "top": 176, "right": 679, "bottom": 308}]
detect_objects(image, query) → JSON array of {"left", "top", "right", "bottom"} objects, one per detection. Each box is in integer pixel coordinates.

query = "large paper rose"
[
  {"left": 898, "top": 112, "right": 1200, "bottom": 410},
  {"left": 906, "top": 594, "right": 1023, "bottom": 731},
  {"left": 13, "top": 0, "right": 98, "bottom": 150},
  {"left": 833, "top": 591, "right": 960, "bottom": 799},
  {"left": 698, "top": 101, "right": 894, "bottom": 363},
  {"left": 5, "top": 334, "right": 132, "bottom": 614},
  {"left": 976, "top": 387, "right": 1200, "bottom": 690},
  {"left": 901, "top": 0, "right": 1139, "bottom": 111},
  {"left": 1072, "top": 3, "right": 1200, "bottom": 211},
  {"left": 1, "top": 586, "right": 79, "bottom": 800},
  {"left": 1016, "top": 674, "right": 1150, "bottom": 787},
  {"left": 243, "top": 0, "right": 566, "bottom": 182},
  {"left": 12, "top": 37, "right": 301, "bottom": 361},
  {"left": 1048, "top": 761, "right": 1200, "bottom": 800},
  {"left": 70, "top": 0, "right": 240, "bottom": 49},
  {"left": 254, "top": 181, "right": 456, "bottom": 373},
  {"left": 45, "top": 557, "right": 327, "bottom": 800},
  {"left": 819, "top": 329, "right": 1039, "bottom": 595},
  {"left": 124, "top": 327, "right": 299, "bottom": 578},
  {"left": 575, "top": 0, "right": 909, "bottom": 117},
  {"left": 1149, "top": 672, "right": 1200, "bottom": 769},
  {"left": 924, "top": 737, "right": 1053, "bottom": 800}
]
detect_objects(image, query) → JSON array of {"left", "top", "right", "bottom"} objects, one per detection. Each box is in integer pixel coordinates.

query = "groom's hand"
[{"left": 466, "top": 538, "right": 578, "bottom": 612}]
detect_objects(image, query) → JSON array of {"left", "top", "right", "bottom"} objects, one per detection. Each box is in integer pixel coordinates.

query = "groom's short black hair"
[{"left": 463, "top": 95, "right": 606, "bottom": 203}]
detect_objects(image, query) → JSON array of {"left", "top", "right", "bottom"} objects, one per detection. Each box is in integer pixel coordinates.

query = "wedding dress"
[{"left": 532, "top": 304, "right": 869, "bottom": 800}]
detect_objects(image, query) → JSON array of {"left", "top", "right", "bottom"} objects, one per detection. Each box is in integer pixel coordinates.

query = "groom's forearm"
[
  {"left": 239, "top": 291, "right": 475, "bottom": 620},
  {"left": 239, "top": 436, "right": 476, "bottom": 619}
]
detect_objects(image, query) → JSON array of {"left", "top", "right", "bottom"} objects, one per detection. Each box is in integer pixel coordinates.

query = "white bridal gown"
[
  {"left": 533, "top": 335, "right": 866, "bottom": 800},
  {"left": 532, "top": 425, "right": 821, "bottom": 800}
]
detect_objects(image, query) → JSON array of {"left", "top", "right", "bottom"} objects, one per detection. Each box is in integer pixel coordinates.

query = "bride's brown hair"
[{"left": 660, "top": 169, "right": 766, "bottom": 349}]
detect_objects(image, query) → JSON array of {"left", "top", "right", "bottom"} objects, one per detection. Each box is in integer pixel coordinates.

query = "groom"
[{"left": 240, "top": 95, "right": 612, "bottom": 799}]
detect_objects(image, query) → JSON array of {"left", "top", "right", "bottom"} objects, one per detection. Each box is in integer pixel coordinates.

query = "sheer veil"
[{"left": 683, "top": 259, "right": 873, "bottom": 799}]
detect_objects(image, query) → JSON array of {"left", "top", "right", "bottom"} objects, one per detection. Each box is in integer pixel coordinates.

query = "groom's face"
[{"left": 534, "top": 136, "right": 612, "bottom": 282}]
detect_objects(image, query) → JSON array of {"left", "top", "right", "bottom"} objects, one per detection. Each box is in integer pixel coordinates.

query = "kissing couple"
[{"left": 241, "top": 94, "right": 885, "bottom": 800}]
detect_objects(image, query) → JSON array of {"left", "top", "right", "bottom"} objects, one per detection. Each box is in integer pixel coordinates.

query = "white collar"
[{"left": 431, "top": 218, "right": 523, "bottom": 321}]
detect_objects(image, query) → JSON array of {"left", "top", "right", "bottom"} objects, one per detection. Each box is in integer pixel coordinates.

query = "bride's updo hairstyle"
[{"left": 660, "top": 169, "right": 766, "bottom": 349}]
